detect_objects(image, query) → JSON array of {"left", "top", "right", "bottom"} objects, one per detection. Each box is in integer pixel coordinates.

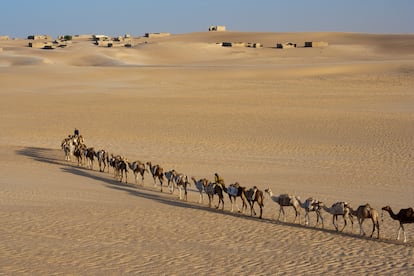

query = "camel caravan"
[{"left": 60, "top": 131, "right": 414, "bottom": 243}]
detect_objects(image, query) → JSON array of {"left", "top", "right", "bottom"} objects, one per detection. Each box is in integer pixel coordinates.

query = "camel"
[
  {"left": 226, "top": 182, "right": 248, "bottom": 213},
  {"left": 320, "top": 201, "right": 353, "bottom": 232},
  {"left": 61, "top": 136, "right": 75, "bottom": 161},
  {"left": 115, "top": 157, "right": 128, "bottom": 183},
  {"left": 349, "top": 204, "right": 380, "bottom": 238},
  {"left": 95, "top": 149, "right": 109, "bottom": 172},
  {"left": 109, "top": 154, "right": 119, "bottom": 176},
  {"left": 245, "top": 186, "right": 264, "bottom": 219},
  {"left": 85, "top": 147, "right": 95, "bottom": 170},
  {"left": 108, "top": 155, "right": 128, "bottom": 183},
  {"left": 191, "top": 177, "right": 209, "bottom": 204},
  {"left": 264, "top": 189, "right": 301, "bottom": 223},
  {"left": 165, "top": 170, "right": 177, "bottom": 193},
  {"left": 382, "top": 206, "right": 414, "bottom": 243},
  {"left": 173, "top": 173, "right": 190, "bottom": 201},
  {"left": 73, "top": 143, "right": 87, "bottom": 167},
  {"left": 128, "top": 160, "right": 147, "bottom": 185},
  {"left": 204, "top": 182, "right": 225, "bottom": 210},
  {"left": 146, "top": 162, "right": 164, "bottom": 189},
  {"left": 299, "top": 197, "right": 324, "bottom": 228}
]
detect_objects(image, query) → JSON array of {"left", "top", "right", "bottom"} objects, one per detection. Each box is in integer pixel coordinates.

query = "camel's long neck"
[
  {"left": 386, "top": 208, "right": 399, "bottom": 220},
  {"left": 322, "top": 205, "right": 333, "bottom": 214},
  {"left": 349, "top": 207, "right": 357, "bottom": 216},
  {"left": 297, "top": 198, "right": 305, "bottom": 208}
]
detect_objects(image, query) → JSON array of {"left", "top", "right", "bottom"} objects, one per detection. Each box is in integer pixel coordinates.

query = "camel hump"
[{"left": 406, "top": 207, "right": 414, "bottom": 217}]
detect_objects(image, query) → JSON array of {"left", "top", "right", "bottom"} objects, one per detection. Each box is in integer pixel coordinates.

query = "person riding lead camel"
[{"left": 214, "top": 173, "right": 224, "bottom": 187}]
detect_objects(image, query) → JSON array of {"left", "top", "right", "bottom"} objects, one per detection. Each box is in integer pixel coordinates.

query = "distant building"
[
  {"left": 221, "top": 41, "right": 246, "bottom": 47},
  {"left": 222, "top": 41, "right": 263, "bottom": 48},
  {"left": 304, "top": 41, "right": 328, "bottom": 47},
  {"left": 27, "top": 35, "right": 51, "bottom": 40},
  {"left": 72, "top": 34, "right": 94, "bottom": 41},
  {"left": 0, "top": 36, "right": 10, "bottom": 40},
  {"left": 209, "top": 25, "right": 226, "bottom": 32},
  {"left": 247, "top": 42, "right": 262, "bottom": 48},
  {"left": 276, "top": 42, "right": 297, "bottom": 49},
  {"left": 144, "top": 32, "right": 170, "bottom": 38},
  {"left": 93, "top": 35, "right": 110, "bottom": 41},
  {"left": 28, "top": 41, "right": 54, "bottom": 49}
]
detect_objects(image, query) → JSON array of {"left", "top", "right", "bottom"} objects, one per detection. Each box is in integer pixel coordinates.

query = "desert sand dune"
[{"left": 0, "top": 32, "right": 414, "bottom": 274}]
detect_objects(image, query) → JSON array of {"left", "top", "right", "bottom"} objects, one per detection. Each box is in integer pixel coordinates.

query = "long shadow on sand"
[{"left": 17, "top": 146, "right": 412, "bottom": 247}]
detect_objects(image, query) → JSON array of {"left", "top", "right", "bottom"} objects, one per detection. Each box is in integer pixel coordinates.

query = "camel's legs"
[
  {"left": 278, "top": 207, "right": 286, "bottom": 222},
  {"left": 397, "top": 226, "right": 401, "bottom": 240},
  {"left": 333, "top": 215, "right": 339, "bottom": 231},
  {"left": 293, "top": 209, "right": 298, "bottom": 223},
  {"left": 359, "top": 218, "right": 365, "bottom": 236},
  {"left": 398, "top": 224, "right": 407, "bottom": 242},
  {"left": 305, "top": 212, "right": 310, "bottom": 226},
  {"left": 317, "top": 211, "right": 324, "bottom": 228},
  {"left": 370, "top": 220, "right": 379, "bottom": 238},
  {"left": 340, "top": 215, "right": 347, "bottom": 232}
]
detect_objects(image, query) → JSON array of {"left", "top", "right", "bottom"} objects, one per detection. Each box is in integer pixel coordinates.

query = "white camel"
[
  {"left": 320, "top": 201, "right": 353, "bottom": 232},
  {"left": 299, "top": 197, "right": 324, "bottom": 228},
  {"left": 173, "top": 173, "right": 189, "bottom": 201},
  {"left": 191, "top": 177, "right": 209, "bottom": 204},
  {"left": 265, "top": 188, "right": 302, "bottom": 224},
  {"left": 95, "top": 149, "right": 109, "bottom": 172},
  {"left": 165, "top": 170, "right": 177, "bottom": 193}
]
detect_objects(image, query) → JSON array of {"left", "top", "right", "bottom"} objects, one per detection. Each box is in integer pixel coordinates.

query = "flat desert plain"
[{"left": 1, "top": 32, "right": 414, "bottom": 275}]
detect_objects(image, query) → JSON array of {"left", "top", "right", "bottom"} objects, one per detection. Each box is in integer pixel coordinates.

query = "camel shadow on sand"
[{"left": 17, "top": 146, "right": 413, "bottom": 247}]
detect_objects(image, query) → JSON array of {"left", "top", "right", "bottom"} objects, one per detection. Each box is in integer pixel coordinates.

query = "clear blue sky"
[{"left": 1, "top": 0, "right": 413, "bottom": 38}]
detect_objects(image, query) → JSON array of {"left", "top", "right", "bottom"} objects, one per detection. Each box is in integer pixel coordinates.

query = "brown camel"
[
  {"left": 382, "top": 206, "right": 414, "bottom": 243},
  {"left": 146, "top": 162, "right": 164, "bottom": 190},
  {"left": 245, "top": 186, "right": 264, "bottom": 219},
  {"left": 226, "top": 182, "right": 248, "bottom": 213},
  {"left": 350, "top": 204, "right": 380, "bottom": 238},
  {"left": 128, "top": 160, "right": 148, "bottom": 185}
]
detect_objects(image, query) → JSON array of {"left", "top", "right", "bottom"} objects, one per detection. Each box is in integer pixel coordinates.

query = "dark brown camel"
[
  {"left": 85, "top": 147, "right": 95, "bottom": 170},
  {"left": 382, "top": 206, "right": 414, "bottom": 243},
  {"left": 115, "top": 157, "right": 128, "bottom": 183},
  {"left": 245, "top": 186, "right": 264, "bottom": 219}
]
